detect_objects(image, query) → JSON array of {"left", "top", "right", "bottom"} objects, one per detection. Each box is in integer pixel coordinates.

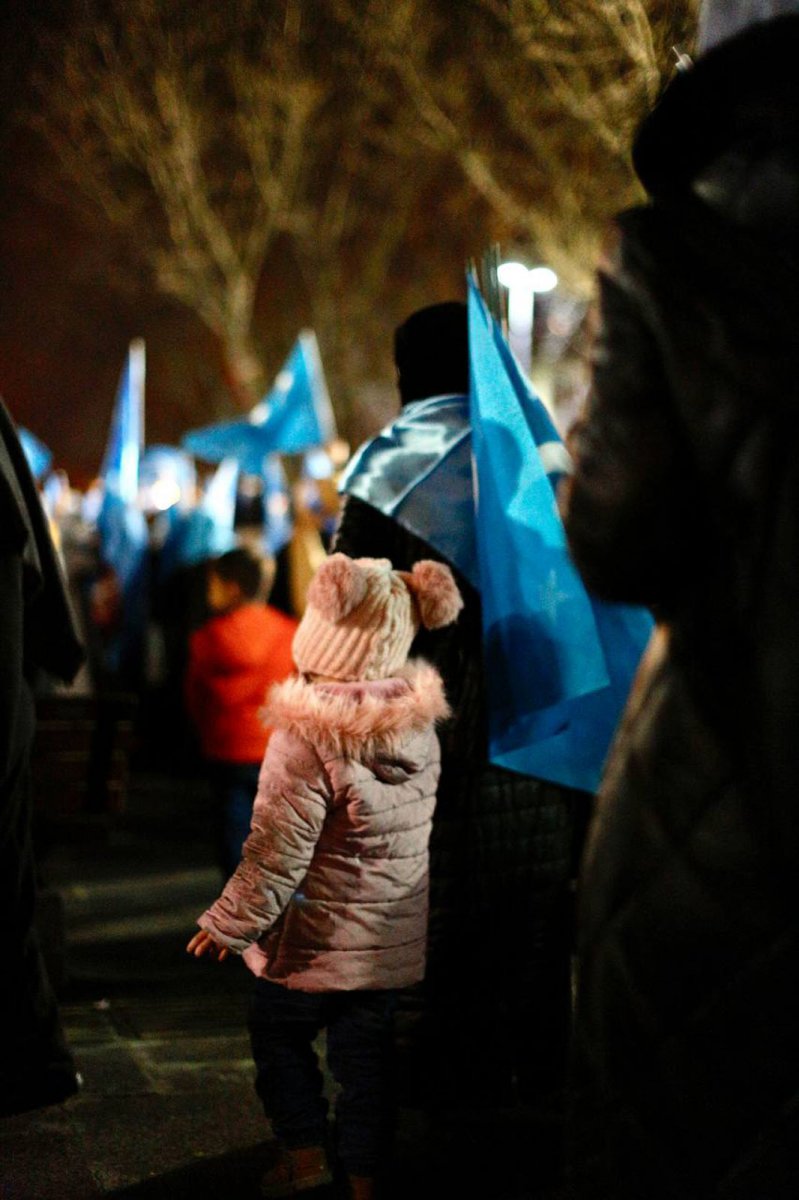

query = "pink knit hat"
[{"left": 292, "top": 553, "right": 463, "bottom": 681}]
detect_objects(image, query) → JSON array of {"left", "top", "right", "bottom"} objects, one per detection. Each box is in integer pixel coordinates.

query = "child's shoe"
[{"left": 260, "top": 1144, "right": 332, "bottom": 1197}]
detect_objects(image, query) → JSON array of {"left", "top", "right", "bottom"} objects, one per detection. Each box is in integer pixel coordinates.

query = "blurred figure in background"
[
  {"left": 0, "top": 396, "right": 84, "bottom": 1116},
  {"left": 185, "top": 548, "right": 297, "bottom": 877},
  {"left": 561, "top": 3, "right": 799, "bottom": 1195}
]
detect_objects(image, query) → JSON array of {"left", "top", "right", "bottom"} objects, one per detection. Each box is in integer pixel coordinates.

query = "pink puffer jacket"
[{"left": 198, "top": 660, "right": 449, "bottom": 991}]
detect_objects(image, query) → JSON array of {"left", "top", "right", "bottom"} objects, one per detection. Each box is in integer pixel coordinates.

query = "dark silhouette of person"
[
  {"left": 0, "top": 396, "right": 84, "bottom": 1117},
  {"left": 334, "top": 303, "right": 589, "bottom": 1134},
  {"left": 561, "top": 4, "right": 799, "bottom": 1195}
]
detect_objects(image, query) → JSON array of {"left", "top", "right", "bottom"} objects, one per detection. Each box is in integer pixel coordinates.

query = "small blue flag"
[
  {"left": 101, "top": 340, "right": 145, "bottom": 507},
  {"left": 160, "top": 458, "right": 240, "bottom": 573},
  {"left": 262, "top": 454, "right": 293, "bottom": 555},
  {"left": 182, "top": 331, "right": 335, "bottom": 469},
  {"left": 98, "top": 340, "right": 147, "bottom": 587},
  {"left": 97, "top": 341, "right": 149, "bottom": 675},
  {"left": 19, "top": 427, "right": 53, "bottom": 481},
  {"left": 138, "top": 445, "right": 195, "bottom": 515},
  {"left": 468, "top": 277, "right": 652, "bottom": 792},
  {"left": 255, "top": 331, "right": 335, "bottom": 455}
]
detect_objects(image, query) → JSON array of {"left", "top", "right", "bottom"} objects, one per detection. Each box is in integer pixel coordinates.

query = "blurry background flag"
[
  {"left": 468, "top": 276, "right": 652, "bottom": 792},
  {"left": 160, "top": 457, "right": 240, "bottom": 574},
  {"left": 138, "top": 445, "right": 195, "bottom": 517},
  {"left": 96, "top": 339, "right": 149, "bottom": 673},
  {"left": 261, "top": 453, "right": 293, "bottom": 555},
  {"left": 19, "top": 426, "right": 53, "bottom": 481},
  {"left": 100, "top": 339, "right": 145, "bottom": 506},
  {"left": 254, "top": 331, "right": 335, "bottom": 454},
  {"left": 182, "top": 330, "right": 335, "bottom": 469}
]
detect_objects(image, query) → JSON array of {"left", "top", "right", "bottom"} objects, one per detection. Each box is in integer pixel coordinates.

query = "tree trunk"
[{"left": 220, "top": 275, "right": 264, "bottom": 409}]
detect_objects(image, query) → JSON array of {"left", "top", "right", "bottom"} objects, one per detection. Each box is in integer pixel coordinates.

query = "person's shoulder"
[
  {"left": 334, "top": 495, "right": 438, "bottom": 569},
  {"left": 191, "top": 605, "right": 243, "bottom": 648}
]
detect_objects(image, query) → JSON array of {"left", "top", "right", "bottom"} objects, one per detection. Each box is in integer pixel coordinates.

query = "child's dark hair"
[{"left": 211, "top": 548, "right": 264, "bottom": 600}]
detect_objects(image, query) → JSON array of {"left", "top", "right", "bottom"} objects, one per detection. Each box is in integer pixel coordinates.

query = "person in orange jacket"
[{"left": 185, "top": 548, "right": 298, "bottom": 877}]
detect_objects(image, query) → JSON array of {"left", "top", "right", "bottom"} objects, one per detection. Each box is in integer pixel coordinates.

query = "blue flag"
[
  {"left": 262, "top": 454, "right": 293, "bottom": 555},
  {"left": 19, "top": 427, "right": 53, "bottom": 481},
  {"left": 96, "top": 340, "right": 149, "bottom": 674},
  {"left": 182, "top": 331, "right": 335, "bottom": 470},
  {"left": 160, "top": 458, "right": 240, "bottom": 574},
  {"left": 256, "top": 331, "right": 335, "bottom": 455},
  {"left": 138, "top": 445, "right": 195, "bottom": 515},
  {"left": 468, "top": 277, "right": 653, "bottom": 792},
  {"left": 97, "top": 340, "right": 147, "bottom": 587},
  {"left": 100, "top": 340, "right": 145, "bottom": 508}
]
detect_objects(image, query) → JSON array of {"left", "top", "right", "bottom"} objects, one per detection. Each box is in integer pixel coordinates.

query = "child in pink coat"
[{"left": 187, "top": 553, "right": 462, "bottom": 1199}]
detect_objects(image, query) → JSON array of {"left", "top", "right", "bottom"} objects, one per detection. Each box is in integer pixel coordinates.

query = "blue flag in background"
[
  {"left": 97, "top": 340, "right": 148, "bottom": 673},
  {"left": 159, "top": 458, "right": 240, "bottom": 575},
  {"left": 262, "top": 454, "right": 293, "bottom": 555},
  {"left": 256, "top": 331, "right": 335, "bottom": 455},
  {"left": 97, "top": 339, "right": 147, "bottom": 588},
  {"left": 19, "top": 427, "right": 53, "bottom": 481},
  {"left": 100, "top": 340, "right": 145, "bottom": 507},
  {"left": 468, "top": 277, "right": 653, "bottom": 792},
  {"left": 182, "top": 331, "right": 335, "bottom": 470}
]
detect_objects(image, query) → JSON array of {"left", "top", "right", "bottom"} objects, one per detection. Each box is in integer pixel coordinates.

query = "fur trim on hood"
[{"left": 263, "top": 659, "right": 449, "bottom": 759}]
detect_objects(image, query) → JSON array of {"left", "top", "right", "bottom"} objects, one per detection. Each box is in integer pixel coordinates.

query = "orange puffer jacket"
[
  {"left": 185, "top": 602, "right": 298, "bottom": 763},
  {"left": 198, "top": 661, "right": 449, "bottom": 991}
]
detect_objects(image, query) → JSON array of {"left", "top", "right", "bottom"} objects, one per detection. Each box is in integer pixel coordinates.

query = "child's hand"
[{"left": 186, "top": 930, "right": 231, "bottom": 962}]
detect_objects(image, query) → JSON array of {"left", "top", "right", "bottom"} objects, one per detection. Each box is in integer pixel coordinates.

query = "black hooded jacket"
[{"left": 563, "top": 17, "right": 799, "bottom": 1198}]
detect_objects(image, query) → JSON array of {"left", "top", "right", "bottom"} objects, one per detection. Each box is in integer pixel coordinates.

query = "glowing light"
[
  {"left": 144, "top": 478, "right": 182, "bottom": 512},
  {"left": 248, "top": 402, "right": 269, "bottom": 425},
  {"left": 328, "top": 438, "right": 350, "bottom": 467},
  {"left": 529, "top": 266, "right": 558, "bottom": 293},
  {"left": 498, "top": 262, "right": 559, "bottom": 294},
  {"left": 267, "top": 493, "right": 290, "bottom": 518},
  {"left": 497, "top": 261, "right": 530, "bottom": 289}
]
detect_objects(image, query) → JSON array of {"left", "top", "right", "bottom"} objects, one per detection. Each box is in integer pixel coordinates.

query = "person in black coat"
[
  {"left": 335, "top": 304, "right": 589, "bottom": 1118},
  {"left": 561, "top": 5, "right": 799, "bottom": 1195},
  {"left": 0, "top": 397, "right": 84, "bottom": 1117}
]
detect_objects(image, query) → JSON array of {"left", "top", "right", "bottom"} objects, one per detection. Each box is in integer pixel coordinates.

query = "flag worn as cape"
[
  {"left": 339, "top": 394, "right": 476, "bottom": 585},
  {"left": 340, "top": 282, "right": 653, "bottom": 792}
]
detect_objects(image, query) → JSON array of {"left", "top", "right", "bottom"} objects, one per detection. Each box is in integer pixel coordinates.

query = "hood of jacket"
[
  {"left": 632, "top": 15, "right": 799, "bottom": 236},
  {"left": 263, "top": 659, "right": 449, "bottom": 760}
]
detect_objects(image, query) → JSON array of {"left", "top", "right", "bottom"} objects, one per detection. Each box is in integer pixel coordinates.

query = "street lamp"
[{"left": 497, "top": 261, "right": 558, "bottom": 377}]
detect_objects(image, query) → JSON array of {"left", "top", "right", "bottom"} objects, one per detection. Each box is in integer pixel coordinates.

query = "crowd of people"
[{"left": 2, "top": 1, "right": 799, "bottom": 1198}]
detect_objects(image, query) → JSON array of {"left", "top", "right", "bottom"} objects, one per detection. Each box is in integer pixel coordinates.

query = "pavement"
[{"left": 1, "top": 767, "right": 565, "bottom": 1200}]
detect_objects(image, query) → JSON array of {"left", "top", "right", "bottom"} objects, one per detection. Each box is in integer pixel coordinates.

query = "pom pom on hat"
[
  {"left": 306, "top": 552, "right": 369, "bottom": 620},
  {"left": 404, "top": 560, "right": 463, "bottom": 629},
  {"left": 293, "top": 553, "right": 463, "bottom": 680}
]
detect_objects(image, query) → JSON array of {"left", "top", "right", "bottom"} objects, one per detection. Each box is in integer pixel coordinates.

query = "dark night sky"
[{"left": 0, "top": 0, "right": 294, "bottom": 485}]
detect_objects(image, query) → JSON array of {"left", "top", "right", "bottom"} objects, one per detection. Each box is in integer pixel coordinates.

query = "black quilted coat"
[
  {"left": 334, "top": 494, "right": 589, "bottom": 1105},
  {"left": 563, "top": 17, "right": 799, "bottom": 1199}
]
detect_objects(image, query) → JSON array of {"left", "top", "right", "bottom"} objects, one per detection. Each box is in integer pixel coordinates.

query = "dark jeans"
[
  {"left": 248, "top": 979, "right": 398, "bottom": 1177},
  {"left": 207, "top": 760, "right": 260, "bottom": 878}
]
